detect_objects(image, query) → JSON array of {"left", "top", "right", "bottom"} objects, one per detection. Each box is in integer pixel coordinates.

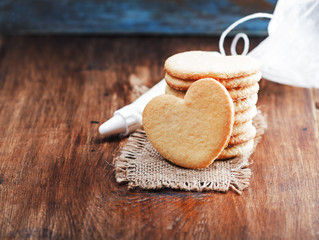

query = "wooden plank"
[
  {"left": 0, "top": 36, "right": 318, "bottom": 239},
  {"left": 311, "top": 88, "right": 319, "bottom": 138},
  {"left": 0, "top": 0, "right": 276, "bottom": 35}
]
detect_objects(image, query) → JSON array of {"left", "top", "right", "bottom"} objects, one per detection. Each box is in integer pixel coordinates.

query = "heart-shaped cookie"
[{"left": 143, "top": 79, "right": 234, "bottom": 169}]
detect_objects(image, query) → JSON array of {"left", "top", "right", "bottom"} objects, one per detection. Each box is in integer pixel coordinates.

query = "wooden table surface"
[{"left": 0, "top": 36, "right": 318, "bottom": 240}]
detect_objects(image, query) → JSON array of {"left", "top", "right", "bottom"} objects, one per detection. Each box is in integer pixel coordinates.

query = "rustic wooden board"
[
  {"left": 0, "top": 36, "right": 318, "bottom": 239},
  {"left": 0, "top": 0, "right": 276, "bottom": 35}
]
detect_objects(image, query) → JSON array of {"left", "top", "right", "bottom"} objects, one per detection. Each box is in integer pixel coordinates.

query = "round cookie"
[
  {"left": 217, "top": 139, "right": 254, "bottom": 159},
  {"left": 229, "top": 125, "right": 256, "bottom": 145},
  {"left": 233, "top": 94, "right": 258, "bottom": 113},
  {"left": 232, "top": 120, "right": 253, "bottom": 136},
  {"left": 143, "top": 79, "right": 234, "bottom": 169},
  {"left": 217, "top": 72, "right": 261, "bottom": 89},
  {"left": 234, "top": 105, "right": 257, "bottom": 124},
  {"left": 165, "top": 85, "right": 186, "bottom": 99},
  {"left": 164, "top": 51, "right": 261, "bottom": 80},
  {"left": 166, "top": 72, "right": 261, "bottom": 90},
  {"left": 165, "top": 73, "right": 196, "bottom": 90},
  {"left": 228, "top": 83, "right": 259, "bottom": 100},
  {"left": 166, "top": 84, "right": 259, "bottom": 103}
]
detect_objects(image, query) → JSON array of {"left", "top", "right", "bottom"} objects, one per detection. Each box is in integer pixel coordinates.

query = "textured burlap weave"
[{"left": 115, "top": 110, "right": 266, "bottom": 194}]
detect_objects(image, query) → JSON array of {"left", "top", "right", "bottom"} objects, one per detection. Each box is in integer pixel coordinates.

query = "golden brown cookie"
[
  {"left": 228, "top": 83, "right": 259, "bottom": 100},
  {"left": 165, "top": 73, "right": 196, "bottom": 90},
  {"left": 217, "top": 139, "right": 254, "bottom": 159},
  {"left": 165, "top": 85, "right": 186, "bottom": 99},
  {"left": 232, "top": 120, "right": 253, "bottom": 136},
  {"left": 166, "top": 84, "right": 259, "bottom": 103},
  {"left": 143, "top": 79, "right": 234, "bottom": 169},
  {"left": 233, "top": 94, "right": 258, "bottom": 113},
  {"left": 165, "top": 72, "right": 261, "bottom": 90},
  {"left": 229, "top": 125, "right": 256, "bottom": 145},
  {"left": 217, "top": 72, "right": 262, "bottom": 89},
  {"left": 164, "top": 51, "right": 261, "bottom": 80},
  {"left": 234, "top": 105, "right": 257, "bottom": 124}
]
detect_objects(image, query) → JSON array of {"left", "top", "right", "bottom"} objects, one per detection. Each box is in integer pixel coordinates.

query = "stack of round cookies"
[{"left": 164, "top": 51, "right": 261, "bottom": 159}]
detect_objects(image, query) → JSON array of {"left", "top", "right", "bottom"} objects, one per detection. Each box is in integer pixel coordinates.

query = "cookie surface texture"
[
  {"left": 229, "top": 125, "right": 256, "bottom": 145},
  {"left": 232, "top": 120, "right": 253, "bottom": 136},
  {"left": 234, "top": 94, "right": 258, "bottom": 113},
  {"left": 166, "top": 72, "right": 261, "bottom": 90},
  {"left": 164, "top": 51, "right": 261, "bottom": 80},
  {"left": 143, "top": 79, "right": 234, "bottom": 169},
  {"left": 165, "top": 87, "right": 259, "bottom": 114},
  {"left": 234, "top": 105, "right": 257, "bottom": 124},
  {"left": 165, "top": 73, "right": 196, "bottom": 90},
  {"left": 166, "top": 82, "right": 260, "bottom": 101},
  {"left": 228, "top": 83, "right": 259, "bottom": 100},
  {"left": 217, "top": 72, "right": 262, "bottom": 89},
  {"left": 165, "top": 85, "right": 186, "bottom": 99},
  {"left": 218, "top": 139, "right": 254, "bottom": 159}
]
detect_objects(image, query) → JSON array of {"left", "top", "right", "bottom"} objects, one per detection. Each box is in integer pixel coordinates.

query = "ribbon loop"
[{"left": 219, "top": 13, "right": 273, "bottom": 56}]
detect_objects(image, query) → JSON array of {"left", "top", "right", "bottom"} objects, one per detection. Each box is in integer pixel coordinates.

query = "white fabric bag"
[{"left": 220, "top": 0, "right": 319, "bottom": 88}]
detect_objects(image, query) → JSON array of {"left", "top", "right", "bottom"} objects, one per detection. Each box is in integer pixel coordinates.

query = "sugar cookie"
[
  {"left": 232, "top": 120, "right": 253, "bottom": 136},
  {"left": 229, "top": 125, "right": 256, "bottom": 145},
  {"left": 143, "top": 79, "right": 234, "bottom": 169},
  {"left": 165, "top": 73, "right": 196, "bottom": 90},
  {"left": 217, "top": 72, "right": 261, "bottom": 89},
  {"left": 234, "top": 105, "right": 257, "bottom": 124},
  {"left": 166, "top": 84, "right": 259, "bottom": 104},
  {"left": 233, "top": 94, "right": 258, "bottom": 113},
  {"left": 228, "top": 83, "right": 259, "bottom": 100},
  {"left": 164, "top": 51, "right": 261, "bottom": 80},
  {"left": 165, "top": 72, "right": 261, "bottom": 90},
  {"left": 165, "top": 85, "right": 186, "bottom": 99},
  {"left": 217, "top": 139, "right": 254, "bottom": 160}
]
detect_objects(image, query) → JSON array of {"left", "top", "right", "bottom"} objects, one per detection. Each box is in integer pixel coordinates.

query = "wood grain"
[
  {"left": 0, "top": 36, "right": 318, "bottom": 239},
  {"left": 0, "top": 0, "right": 275, "bottom": 35}
]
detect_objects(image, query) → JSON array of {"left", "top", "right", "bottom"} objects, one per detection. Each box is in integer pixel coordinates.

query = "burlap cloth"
[{"left": 115, "top": 110, "right": 266, "bottom": 194}]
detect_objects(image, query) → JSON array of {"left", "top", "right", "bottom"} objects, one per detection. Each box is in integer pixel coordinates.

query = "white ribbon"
[{"left": 219, "top": 13, "right": 273, "bottom": 56}]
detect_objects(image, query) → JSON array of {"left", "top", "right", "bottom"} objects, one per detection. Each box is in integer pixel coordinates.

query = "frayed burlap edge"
[{"left": 115, "top": 110, "right": 267, "bottom": 194}]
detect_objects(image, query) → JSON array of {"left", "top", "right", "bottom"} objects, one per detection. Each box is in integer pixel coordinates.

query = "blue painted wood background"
[{"left": 0, "top": 0, "right": 277, "bottom": 35}]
